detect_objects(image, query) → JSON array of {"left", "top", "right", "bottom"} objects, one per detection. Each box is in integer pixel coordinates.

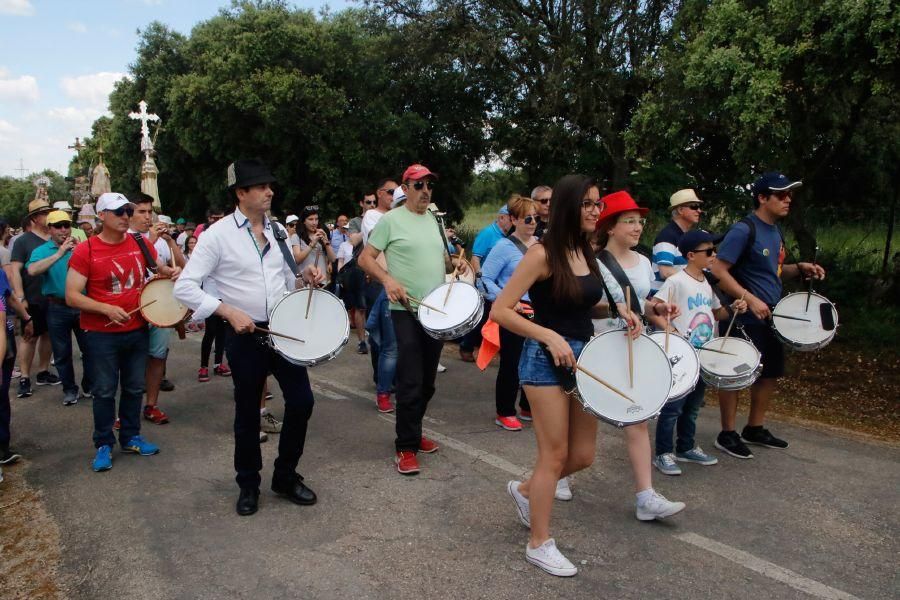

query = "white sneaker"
[
  {"left": 554, "top": 477, "right": 573, "bottom": 501},
  {"left": 525, "top": 538, "right": 578, "bottom": 577},
  {"left": 259, "top": 431, "right": 268, "bottom": 443},
  {"left": 261, "top": 412, "right": 282, "bottom": 433},
  {"left": 506, "top": 480, "right": 530, "bottom": 527},
  {"left": 437, "top": 362, "right": 447, "bottom": 373},
  {"left": 636, "top": 490, "right": 686, "bottom": 521}
]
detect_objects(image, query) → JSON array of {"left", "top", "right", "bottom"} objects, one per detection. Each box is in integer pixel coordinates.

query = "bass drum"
[
  {"left": 771, "top": 292, "right": 838, "bottom": 351},
  {"left": 648, "top": 331, "right": 700, "bottom": 402},
  {"left": 575, "top": 330, "right": 672, "bottom": 427},
  {"left": 268, "top": 288, "right": 349, "bottom": 366},
  {"left": 140, "top": 277, "right": 189, "bottom": 328}
]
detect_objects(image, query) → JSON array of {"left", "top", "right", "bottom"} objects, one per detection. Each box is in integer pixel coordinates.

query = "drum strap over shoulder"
[
  {"left": 131, "top": 233, "right": 158, "bottom": 278},
  {"left": 271, "top": 222, "right": 301, "bottom": 278},
  {"left": 598, "top": 250, "right": 643, "bottom": 315}
]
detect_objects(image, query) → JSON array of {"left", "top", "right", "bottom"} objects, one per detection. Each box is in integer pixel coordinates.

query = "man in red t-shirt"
[{"left": 65, "top": 193, "right": 181, "bottom": 473}]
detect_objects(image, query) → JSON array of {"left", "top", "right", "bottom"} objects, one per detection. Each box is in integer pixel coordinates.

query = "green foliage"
[{"left": 0, "top": 171, "right": 69, "bottom": 224}]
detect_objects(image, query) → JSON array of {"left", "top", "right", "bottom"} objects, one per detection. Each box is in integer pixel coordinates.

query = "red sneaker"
[
  {"left": 214, "top": 364, "right": 232, "bottom": 377},
  {"left": 113, "top": 418, "right": 120, "bottom": 430},
  {"left": 376, "top": 393, "right": 394, "bottom": 413},
  {"left": 419, "top": 436, "right": 439, "bottom": 454},
  {"left": 495, "top": 415, "right": 523, "bottom": 431},
  {"left": 396, "top": 451, "right": 420, "bottom": 474},
  {"left": 519, "top": 410, "right": 533, "bottom": 422},
  {"left": 143, "top": 405, "right": 170, "bottom": 425},
  {"left": 198, "top": 367, "right": 210, "bottom": 382}
]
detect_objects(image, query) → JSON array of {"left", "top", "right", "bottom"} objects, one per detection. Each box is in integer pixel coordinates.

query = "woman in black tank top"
[{"left": 490, "top": 175, "right": 643, "bottom": 577}]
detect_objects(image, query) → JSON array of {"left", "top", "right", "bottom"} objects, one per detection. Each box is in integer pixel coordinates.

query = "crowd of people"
[{"left": 0, "top": 163, "right": 825, "bottom": 578}]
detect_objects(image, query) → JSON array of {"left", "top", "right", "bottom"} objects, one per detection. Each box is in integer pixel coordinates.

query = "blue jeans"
[
  {"left": 85, "top": 328, "right": 149, "bottom": 449},
  {"left": 365, "top": 290, "right": 398, "bottom": 394},
  {"left": 46, "top": 302, "right": 93, "bottom": 395},
  {"left": 655, "top": 380, "right": 706, "bottom": 456}
]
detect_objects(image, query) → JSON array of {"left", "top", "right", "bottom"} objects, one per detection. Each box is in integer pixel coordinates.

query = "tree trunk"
[{"left": 882, "top": 184, "right": 897, "bottom": 277}]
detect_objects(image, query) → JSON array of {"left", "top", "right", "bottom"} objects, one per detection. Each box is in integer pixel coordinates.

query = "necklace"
[{"left": 684, "top": 267, "right": 705, "bottom": 282}]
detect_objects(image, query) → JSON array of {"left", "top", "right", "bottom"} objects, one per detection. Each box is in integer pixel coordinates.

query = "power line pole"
[{"left": 14, "top": 158, "right": 27, "bottom": 178}]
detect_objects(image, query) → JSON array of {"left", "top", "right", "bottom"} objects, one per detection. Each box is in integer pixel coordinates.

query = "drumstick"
[
  {"left": 697, "top": 346, "right": 739, "bottom": 357},
  {"left": 805, "top": 245, "right": 819, "bottom": 312},
  {"left": 664, "top": 288, "right": 672, "bottom": 353},
  {"left": 575, "top": 364, "right": 636, "bottom": 404},
  {"left": 772, "top": 313, "right": 812, "bottom": 322},
  {"left": 443, "top": 248, "right": 465, "bottom": 307},
  {"left": 103, "top": 299, "right": 157, "bottom": 327},
  {"left": 304, "top": 244, "right": 322, "bottom": 319},
  {"left": 720, "top": 292, "right": 745, "bottom": 350},
  {"left": 407, "top": 295, "right": 448, "bottom": 315},
  {"left": 625, "top": 286, "right": 634, "bottom": 388},
  {"left": 256, "top": 327, "right": 306, "bottom": 344}
]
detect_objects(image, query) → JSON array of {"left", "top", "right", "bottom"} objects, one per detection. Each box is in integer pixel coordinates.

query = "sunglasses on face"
[
  {"left": 379, "top": 188, "right": 396, "bottom": 196},
  {"left": 581, "top": 200, "right": 605, "bottom": 211},
  {"left": 771, "top": 190, "right": 793, "bottom": 200},
  {"left": 536, "top": 197, "right": 551, "bottom": 205},
  {"left": 109, "top": 206, "right": 134, "bottom": 217},
  {"left": 50, "top": 222, "right": 71, "bottom": 229},
  {"left": 410, "top": 181, "right": 436, "bottom": 191},
  {"left": 364, "top": 200, "right": 377, "bottom": 206},
  {"left": 521, "top": 215, "right": 537, "bottom": 225},
  {"left": 684, "top": 203, "right": 702, "bottom": 211},
  {"left": 691, "top": 247, "right": 717, "bottom": 257}
]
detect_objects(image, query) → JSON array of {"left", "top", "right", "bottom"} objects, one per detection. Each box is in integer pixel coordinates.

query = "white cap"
[
  {"left": 96, "top": 193, "right": 133, "bottom": 213},
  {"left": 52, "top": 201, "right": 73, "bottom": 211},
  {"left": 285, "top": 214, "right": 299, "bottom": 224},
  {"left": 157, "top": 215, "right": 173, "bottom": 225},
  {"left": 390, "top": 187, "right": 407, "bottom": 209}
]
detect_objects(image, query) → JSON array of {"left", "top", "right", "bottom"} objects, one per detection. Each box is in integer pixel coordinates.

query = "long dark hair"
[
  {"left": 542, "top": 174, "right": 602, "bottom": 303},
  {"left": 299, "top": 206, "right": 319, "bottom": 246}
]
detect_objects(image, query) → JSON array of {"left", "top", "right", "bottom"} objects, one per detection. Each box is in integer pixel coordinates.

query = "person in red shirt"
[{"left": 65, "top": 193, "right": 181, "bottom": 473}]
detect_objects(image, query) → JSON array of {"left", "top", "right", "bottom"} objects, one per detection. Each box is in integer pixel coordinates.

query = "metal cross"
[{"left": 128, "top": 100, "right": 160, "bottom": 153}]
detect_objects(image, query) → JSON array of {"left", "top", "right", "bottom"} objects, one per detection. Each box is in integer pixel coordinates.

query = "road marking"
[
  {"left": 317, "top": 375, "right": 860, "bottom": 598},
  {"left": 673, "top": 533, "right": 861, "bottom": 600}
]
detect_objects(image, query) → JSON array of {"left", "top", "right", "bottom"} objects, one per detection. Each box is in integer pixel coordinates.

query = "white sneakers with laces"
[
  {"left": 507, "top": 480, "right": 530, "bottom": 527},
  {"left": 525, "top": 538, "right": 577, "bottom": 577},
  {"left": 635, "top": 490, "right": 686, "bottom": 521},
  {"left": 554, "top": 477, "right": 573, "bottom": 501}
]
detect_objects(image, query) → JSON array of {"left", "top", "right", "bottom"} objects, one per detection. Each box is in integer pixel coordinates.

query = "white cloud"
[
  {"left": 59, "top": 71, "right": 125, "bottom": 111},
  {"left": 67, "top": 21, "right": 88, "bottom": 34},
  {"left": 47, "top": 106, "right": 103, "bottom": 125},
  {"left": 0, "top": 0, "right": 34, "bottom": 16},
  {"left": 0, "top": 119, "right": 19, "bottom": 143},
  {"left": 0, "top": 74, "right": 39, "bottom": 103},
  {"left": 0, "top": 67, "right": 9, "bottom": 78}
]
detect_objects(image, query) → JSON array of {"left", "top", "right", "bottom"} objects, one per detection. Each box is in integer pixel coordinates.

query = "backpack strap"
[
  {"left": 507, "top": 234, "right": 529, "bottom": 256},
  {"left": 598, "top": 250, "right": 644, "bottom": 315}
]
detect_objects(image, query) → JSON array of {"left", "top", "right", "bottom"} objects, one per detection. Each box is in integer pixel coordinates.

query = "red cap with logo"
[{"left": 402, "top": 164, "right": 439, "bottom": 182}]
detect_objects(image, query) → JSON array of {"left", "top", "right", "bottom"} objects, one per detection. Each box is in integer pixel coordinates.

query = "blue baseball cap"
[
  {"left": 498, "top": 205, "right": 509, "bottom": 215},
  {"left": 750, "top": 172, "right": 802, "bottom": 197},
  {"left": 678, "top": 229, "right": 722, "bottom": 256}
]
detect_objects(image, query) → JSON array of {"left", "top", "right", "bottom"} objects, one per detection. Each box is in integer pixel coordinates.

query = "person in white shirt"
[{"left": 174, "top": 159, "right": 323, "bottom": 517}]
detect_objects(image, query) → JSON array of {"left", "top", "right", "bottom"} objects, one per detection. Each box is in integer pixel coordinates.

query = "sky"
[{"left": 0, "top": 0, "right": 350, "bottom": 179}]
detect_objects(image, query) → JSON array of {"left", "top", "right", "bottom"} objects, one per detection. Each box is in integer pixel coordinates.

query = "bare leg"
[
  {"left": 145, "top": 357, "right": 165, "bottom": 407},
  {"left": 624, "top": 421, "right": 653, "bottom": 492},
  {"left": 747, "top": 378, "right": 775, "bottom": 426},
  {"left": 18, "top": 337, "right": 36, "bottom": 378},
  {"left": 354, "top": 309, "right": 366, "bottom": 343},
  {"left": 718, "top": 389, "right": 739, "bottom": 430},
  {"left": 36, "top": 333, "right": 52, "bottom": 372}
]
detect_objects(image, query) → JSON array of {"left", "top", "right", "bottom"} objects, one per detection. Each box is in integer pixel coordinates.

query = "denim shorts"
[
  {"left": 518, "top": 337, "right": 586, "bottom": 387},
  {"left": 148, "top": 325, "right": 172, "bottom": 359}
]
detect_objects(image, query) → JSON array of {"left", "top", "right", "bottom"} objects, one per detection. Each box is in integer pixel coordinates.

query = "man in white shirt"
[{"left": 174, "top": 159, "right": 323, "bottom": 517}]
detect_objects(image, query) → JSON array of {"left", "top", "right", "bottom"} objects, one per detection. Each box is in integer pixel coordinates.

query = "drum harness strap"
[
  {"left": 271, "top": 221, "right": 303, "bottom": 280},
  {"left": 597, "top": 250, "right": 645, "bottom": 325},
  {"left": 131, "top": 233, "right": 159, "bottom": 278}
]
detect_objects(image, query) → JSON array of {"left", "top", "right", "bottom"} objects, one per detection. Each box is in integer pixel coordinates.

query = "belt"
[{"left": 46, "top": 296, "right": 67, "bottom": 305}]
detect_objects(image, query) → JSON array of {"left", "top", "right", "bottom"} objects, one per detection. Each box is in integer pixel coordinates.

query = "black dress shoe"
[
  {"left": 236, "top": 488, "right": 260, "bottom": 516},
  {"left": 271, "top": 473, "right": 317, "bottom": 506}
]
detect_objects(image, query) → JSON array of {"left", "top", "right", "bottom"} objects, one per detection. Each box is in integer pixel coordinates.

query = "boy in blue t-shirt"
[{"left": 709, "top": 172, "right": 826, "bottom": 459}]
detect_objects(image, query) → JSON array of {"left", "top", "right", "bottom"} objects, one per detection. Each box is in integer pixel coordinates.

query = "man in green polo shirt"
[{"left": 25, "top": 210, "right": 92, "bottom": 406}]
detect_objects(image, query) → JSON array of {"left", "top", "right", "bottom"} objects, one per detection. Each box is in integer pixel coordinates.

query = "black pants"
[
  {"left": 391, "top": 311, "right": 443, "bottom": 452},
  {"left": 496, "top": 326, "right": 531, "bottom": 417},
  {"left": 201, "top": 314, "right": 228, "bottom": 367},
  {"left": 0, "top": 340, "right": 16, "bottom": 449},
  {"left": 225, "top": 325, "right": 315, "bottom": 490}
]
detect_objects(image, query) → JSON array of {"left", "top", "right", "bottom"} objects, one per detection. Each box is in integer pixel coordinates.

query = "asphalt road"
[{"left": 8, "top": 333, "right": 899, "bottom": 599}]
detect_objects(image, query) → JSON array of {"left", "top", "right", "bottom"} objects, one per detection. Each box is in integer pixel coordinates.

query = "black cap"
[
  {"left": 226, "top": 159, "right": 277, "bottom": 190},
  {"left": 678, "top": 229, "right": 722, "bottom": 256},
  {"left": 750, "top": 172, "right": 802, "bottom": 197}
]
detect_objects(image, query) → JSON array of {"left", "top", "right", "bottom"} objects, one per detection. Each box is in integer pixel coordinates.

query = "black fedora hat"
[{"left": 226, "top": 158, "right": 278, "bottom": 190}]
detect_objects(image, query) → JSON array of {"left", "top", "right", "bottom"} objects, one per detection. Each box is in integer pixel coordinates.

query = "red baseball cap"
[
  {"left": 598, "top": 190, "right": 649, "bottom": 223},
  {"left": 402, "top": 164, "right": 438, "bottom": 182}
]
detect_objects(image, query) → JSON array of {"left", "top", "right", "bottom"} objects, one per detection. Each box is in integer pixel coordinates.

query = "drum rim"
[
  {"left": 139, "top": 276, "right": 188, "bottom": 327},
  {"left": 269, "top": 288, "right": 350, "bottom": 362},
  {"left": 698, "top": 336, "right": 761, "bottom": 377},
  {"left": 771, "top": 291, "right": 838, "bottom": 349},
  {"left": 419, "top": 281, "right": 485, "bottom": 333},
  {"left": 647, "top": 331, "right": 700, "bottom": 400},
  {"left": 575, "top": 330, "right": 673, "bottom": 425}
]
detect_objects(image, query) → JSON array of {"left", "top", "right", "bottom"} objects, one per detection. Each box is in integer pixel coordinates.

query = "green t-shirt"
[{"left": 367, "top": 206, "right": 446, "bottom": 310}]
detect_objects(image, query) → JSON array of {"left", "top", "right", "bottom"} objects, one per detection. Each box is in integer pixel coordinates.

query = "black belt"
[{"left": 46, "top": 296, "right": 67, "bottom": 305}]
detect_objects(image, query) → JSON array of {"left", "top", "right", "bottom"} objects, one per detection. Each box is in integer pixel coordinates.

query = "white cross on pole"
[{"left": 128, "top": 100, "right": 160, "bottom": 153}]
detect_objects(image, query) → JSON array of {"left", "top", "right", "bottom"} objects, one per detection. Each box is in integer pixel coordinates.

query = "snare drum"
[
  {"left": 418, "top": 281, "right": 484, "bottom": 340},
  {"left": 140, "top": 277, "right": 189, "bottom": 327},
  {"left": 268, "top": 288, "right": 349, "bottom": 366},
  {"left": 698, "top": 336, "right": 762, "bottom": 390},
  {"left": 771, "top": 292, "right": 838, "bottom": 351},
  {"left": 575, "top": 330, "right": 672, "bottom": 427},
  {"left": 648, "top": 332, "right": 700, "bottom": 402}
]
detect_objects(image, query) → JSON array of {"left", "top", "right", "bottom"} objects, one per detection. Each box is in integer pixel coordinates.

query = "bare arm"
[
  {"left": 9, "top": 261, "right": 25, "bottom": 305},
  {"left": 27, "top": 240, "right": 74, "bottom": 276},
  {"left": 658, "top": 264, "right": 678, "bottom": 279}
]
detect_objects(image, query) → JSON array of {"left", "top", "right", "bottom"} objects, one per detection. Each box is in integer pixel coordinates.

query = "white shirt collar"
[{"left": 232, "top": 206, "right": 272, "bottom": 230}]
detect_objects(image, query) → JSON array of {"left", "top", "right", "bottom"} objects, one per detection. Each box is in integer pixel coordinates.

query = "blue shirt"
[
  {"left": 651, "top": 220, "right": 689, "bottom": 292},
  {"left": 25, "top": 240, "right": 72, "bottom": 299},
  {"left": 472, "top": 222, "right": 505, "bottom": 261},
  {"left": 330, "top": 229, "right": 348, "bottom": 253},
  {"left": 480, "top": 237, "right": 530, "bottom": 302},
  {"left": 717, "top": 213, "right": 784, "bottom": 323}
]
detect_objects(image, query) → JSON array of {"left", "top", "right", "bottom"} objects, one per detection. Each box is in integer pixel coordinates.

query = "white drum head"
[
  {"left": 772, "top": 292, "right": 837, "bottom": 347},
  {"left": 576, "top": 331, "right": 672, "bottom": 426},
  {"left": 698, "top": 337, "right": 760, "bottom": 377},
  {"left": 269, "top": 289, "right": 349, "bottom": 365},
  {"left": 140, "top": 278, "right": 188, "bottom": 327},
  {"left": 419, "top": 282, "right": 480, "bottom": 331},
  {"left": 648, "top": 331, "right": 700, "bottom": 401}
]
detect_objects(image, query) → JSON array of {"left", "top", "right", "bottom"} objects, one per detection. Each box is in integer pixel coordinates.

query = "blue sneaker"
[
  {"left": 675, "top": 445, "right": 718, "bottom": 465},
  {"left": 652, "top": 453, "right": 682, "bottom": 476},
  {"left": 92, "top": 445, "right": 113, "bottom": 472},
  {"left": 121, "top": 436, "right": 160, "bottom": 456}
]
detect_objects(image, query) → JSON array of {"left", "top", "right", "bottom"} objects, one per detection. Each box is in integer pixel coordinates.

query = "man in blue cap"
[{"left": 710, "top": 172, "right": 826, "bottom": 459}]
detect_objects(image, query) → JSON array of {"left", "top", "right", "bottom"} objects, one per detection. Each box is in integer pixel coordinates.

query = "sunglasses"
[
  {"left": 771, "top": 190, "right": 793, "bottom": 200},
  {"left": 684, "top": 203, "right": 702, "bottom": 211},
  {"left": 379, "top": 188, "right": 396, "bottom": 196},
  {"left": 50, "top": 222, "right": 71, "bottom": 229},
  {"left": 410, "top": 181, "right": 436, "bottom": 191},
  {"left": 691, "top": 247, "right": 717, "bottom": 256},
  {"left": 364, "top": 200, "right": 377, "bottom": 206},
  {"left": 537, "top": 197, "right": 551, "bottom": 205},
  {"left": 109, "top": 206, "right": 134, "bottom": 217},
  {"left": 581, "top": 200, "right": 605, "bottom": 211},
  {"left": 304, "top": 205, "right": 319, "bottom": 211},
  {"left": 522, "top": 215, "right": 537, "bottom": 225}
]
